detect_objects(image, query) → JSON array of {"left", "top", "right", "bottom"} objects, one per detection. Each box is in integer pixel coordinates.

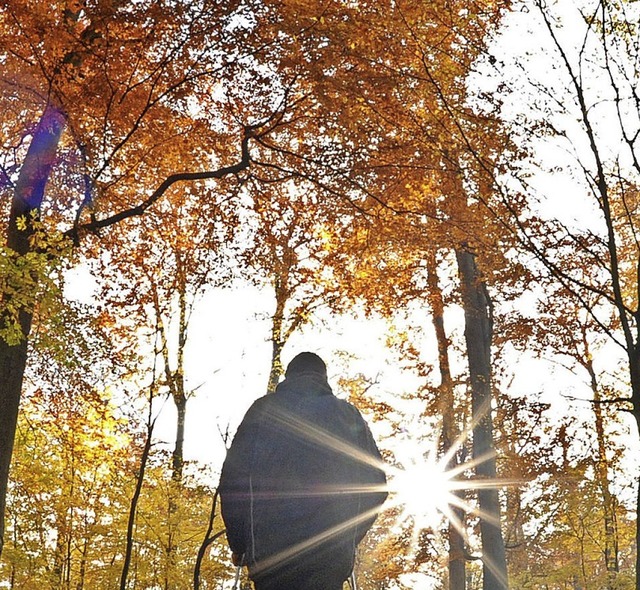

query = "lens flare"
[
  {"left": 385, "top": 415, "right": 521, "bottom": 565},
  {"left": 229, "top": 402, "right": 517, "bottom": 585},
  {"left": 388, "top": 447, "right": 455, "bottom": 532}
]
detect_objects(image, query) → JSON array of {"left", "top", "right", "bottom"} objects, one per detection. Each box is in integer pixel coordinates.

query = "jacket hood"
[{"left": 275, "top": 372, "right": 333, "bottom": 397}]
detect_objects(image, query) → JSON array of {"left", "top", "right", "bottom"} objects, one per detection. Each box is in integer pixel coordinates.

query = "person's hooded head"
[{"left": 285, "top": 352, "right": 328, "bottom": 380}]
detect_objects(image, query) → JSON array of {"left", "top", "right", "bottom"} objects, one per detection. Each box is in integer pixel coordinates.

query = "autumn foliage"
[{"left": 1, "top": 0, "right": 640, "bottom": 589}]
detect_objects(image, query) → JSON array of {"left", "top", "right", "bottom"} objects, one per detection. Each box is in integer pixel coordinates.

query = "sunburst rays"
[
  {"left": 386, "top": 409, "right": 520, "bottom": 580},
  {"left": 246, "top": 402, "right": 517, "bottom": 583}
]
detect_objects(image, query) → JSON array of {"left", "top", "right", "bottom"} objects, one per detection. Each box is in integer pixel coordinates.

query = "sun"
[
  {"left": 384, "top": 426, "right": 517, "bottom": 554},
  {"left": 388, "top": 441, "right": 459, "bottom": 533}
]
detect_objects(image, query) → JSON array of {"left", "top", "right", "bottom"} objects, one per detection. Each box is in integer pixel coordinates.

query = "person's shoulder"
[
  {"left": 245, "top": 392, "right": 280, "bottom": 414},
  {"left": 323, "top": 395, "right": 367, "bottom": 421},
  {"left": 248, "top": 393, "right": 270, "bottom": 407},
  {"left": 236, "top": 393, "right": 277, "bottom": 424}
]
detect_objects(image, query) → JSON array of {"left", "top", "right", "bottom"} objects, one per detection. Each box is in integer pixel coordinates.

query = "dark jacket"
[{"left": 219, "top": 372, "right": 387, "bottom": 584}]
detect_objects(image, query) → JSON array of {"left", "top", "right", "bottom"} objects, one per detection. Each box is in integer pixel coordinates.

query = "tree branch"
[{"left": 67, "top": 129, "right": 254, "bottom": 238}]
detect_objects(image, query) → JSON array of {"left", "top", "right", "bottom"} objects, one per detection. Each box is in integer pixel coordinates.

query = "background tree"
[
  {"left": 4, "top": 383, "right": 138, "bottom": 589},
  {"left": 95, "top": 180, "right": 240, "bottom": 481},
  {"left": 457, "top": 246, "right": 509, "bottom": 590},
  {"left": 0, "top": 0, "right": 273, "bottom": 554},
  {"left": 478, "top": 0, "right": 640, "bottom": 583},
  {"left": 238, "top": 179, "right": 353, "bottom": 391},
  {"left": 535, "top": 285, "right": 626, "bottom": 585},
  {"left": 96, "top": 187, "right": 241, "bottom": 589}
]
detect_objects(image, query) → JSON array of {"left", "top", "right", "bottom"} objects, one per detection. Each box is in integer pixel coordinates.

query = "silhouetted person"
[{"left": 219, "top": 352, "right": 387, "bottom": 590}]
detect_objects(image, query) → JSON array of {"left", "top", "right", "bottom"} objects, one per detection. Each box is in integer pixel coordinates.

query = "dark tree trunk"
[
  {"left": 172, "top": 393, "right": 186, "bottom": 483},
  {"left": 193, "top": 488, "right": 226, "bottom": 590},
  {"left": 634, "top": 392, "right": 640, "bottom": 590},
  {"left": 629, "top": 347, "right": 640, "bottom": 590},
  {"left": 0, "top": 104, "right": 66, "bottom": 556},
  {"left": 120, "top": 419, "right": 155, "bottom": 590},
  {"left": 426, "top": 249, "right": 466, "bottom": 590},
  {"left": 0, "top": 336, "right": 30, "bottom": 558},
  {"left": 456, "top": 247, "right": 508, "bottom": 590}
]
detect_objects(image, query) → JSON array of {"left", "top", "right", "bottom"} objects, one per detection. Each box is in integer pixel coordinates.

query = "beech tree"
[
  {"left": 292, "top": 2, "right": 516, "bottom": 586},
  {"left": 0, "top": 0, "right": 270, "bottom": 555},
  {"left": 478, "top": 0, "right": 640, "bottom": 583},
  {"left": 93, "top": 188, "right": 242, "bottom": 589},
  {"left": 237, "top": 179, "right": 352, "bottom": 391},
  {"left": 95, "top": 184, "right": 240, "bottom": 481},
  {"left": 0, "top": 0, "right": 348, "bottom": 555},
  {"left": 456, "top": 247, "right": 508, "bottom": 590},
  {"left": 4, "top": 380, "right": 138, "bottom": 588},
  {"left": 531, "top": 284, "right": 627, "bottom": 584}
]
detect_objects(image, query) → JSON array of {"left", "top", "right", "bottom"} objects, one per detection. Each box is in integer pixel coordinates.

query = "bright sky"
[{"left": 163, "top": 287, "right": 408, "bottom": 475}]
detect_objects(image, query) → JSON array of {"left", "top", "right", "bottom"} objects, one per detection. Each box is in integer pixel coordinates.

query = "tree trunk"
[
  {"left": 633, "top": 394, "right": 640, "bottom": 590},
  {"left": 172, "top": 394, "right": 187, "bottom": 483},
  {"left": 630, "top": 347, "right": 640, "bottom": 590},
  {"left": 172, "top": 270, "right": 188, "bottom": 483},
  {"left": 120, "top": 419, "right": 155, "bottom": 590},
  {"left": 455, "top": 246, "right": 508, "bottom": 590},
  {"left": 76, "top": 534, "right": 88, "bottom": 590},
  {"left": 268, "top": 335, "right": 285, "bottom": 394},
  {"left": 0, "top": 339, "right": 30, "bottom": 558},
  {"left": 193, "top": 489, "right": 226, "bottom": 590},
  {"left": 153, "top": 278, "right": 188, "bottom": 484},
  {"left": 426, "top": 249, "right": 466, "bottom": 590},
  {"left": 587, "top": 364, "right": 619, "bottom": 582},
  {"left": 154, "top": 281, "right": 186, "bottom": 588},
  {"left": 637, "top": 466, "right": 640, "bottom": 590},
  {"left": 267, "top": 276, "right": 287, "bottom": 393},
  {"left": 0, "top": 104, "right": 66, "bottom": 556}
]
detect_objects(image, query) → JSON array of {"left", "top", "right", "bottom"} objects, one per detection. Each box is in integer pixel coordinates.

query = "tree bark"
[
  {"left": 172, "top": 395, "right": 187, "bottom": 483},
  {"left": 587, "top": 363, "right": 619, "bottom": 582},
  {"left": 629, "top": 346, "right": 640, "bottom": 589},
  {"left": 455, "top": 246, "right": 508, "bottom": 590},
  {"left": 425, "top": 249, "right": 466, "bottom": 590},
  {"left": 0, "top": 104, "right": 66, "bottom": 556},
  {"left": 267, "top": 274, "right": 287, "bottom": 394},
  {"left": 268, "top": 333, "right": 285, "bottom": 394},
  {"left": 172, "top": 270, "right": 189, "bottom": 483},
  {"left": 120, "top": 418, "right": 155, "bottom": 590}
]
